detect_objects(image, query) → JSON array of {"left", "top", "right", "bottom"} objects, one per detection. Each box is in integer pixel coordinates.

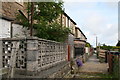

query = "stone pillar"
[
  {"left": 26, "top": 38, "right": 38, "bottom": 76},
  {"left": 68, "top": 34, "right": 75, "bottom": 59}
]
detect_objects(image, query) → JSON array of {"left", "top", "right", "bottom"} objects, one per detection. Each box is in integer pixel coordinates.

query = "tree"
[
  {"left": 85, "top": 42, "right": 91, "bottom": 47},
  {"left": 16, "top": 1, "right": 71, "bottom": 42}
]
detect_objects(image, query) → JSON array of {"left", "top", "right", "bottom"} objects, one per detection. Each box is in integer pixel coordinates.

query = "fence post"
[
  {"left": 26, "top": 37, "right": 38, "bottom": 76},
  {"left": 0, "top": 39, "right": 2, "bottom": 79},
  {"left": 109, "top": 53, "right": 113, "bottom": 74},
  {"left": 118, "top": 54, "right": 120, "bottom": 80}
]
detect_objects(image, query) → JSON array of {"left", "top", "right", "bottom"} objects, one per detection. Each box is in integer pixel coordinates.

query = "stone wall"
[
  {"left": 0, "top": 37, "right": 67, "bottom": 78},
  {"left": 48, "top": 62, "right": 70, "bottom": 78}
]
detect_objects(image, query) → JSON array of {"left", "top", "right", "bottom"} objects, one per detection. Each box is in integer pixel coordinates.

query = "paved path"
[
  {"left": 65, "top": 54, "right": 109, "bottom": 78},
  {"left": 80, "top": 54, "right": 108, "bottom": 73}
]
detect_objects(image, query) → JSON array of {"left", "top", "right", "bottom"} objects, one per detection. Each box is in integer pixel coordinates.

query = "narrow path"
[
  {"left": 80, "top": 54, "right": 108, "bottom": 73},
  {"left": 65, "top": 53, "right": 109, "bottom": 78}
]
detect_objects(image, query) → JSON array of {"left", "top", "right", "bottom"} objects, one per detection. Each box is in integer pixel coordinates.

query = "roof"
[
  {"left": 0, "top": 15, "right": 14, "bottom": 21},
  {"left": 75, "top": 27, "right": 87, "bottom": 39},
  {"left": 63, "top": 12, "right": 77, "bottom": 25},
  {"left": 74, "top": 38, "right": 86, "bottom": 43}
]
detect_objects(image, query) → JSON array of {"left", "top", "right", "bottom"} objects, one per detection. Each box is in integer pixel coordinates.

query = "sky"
[{"left": 63, "top": 0, "right": 118, "bottom": 47}]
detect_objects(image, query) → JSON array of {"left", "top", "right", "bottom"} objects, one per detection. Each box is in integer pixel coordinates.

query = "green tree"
[
  {"left": 16, "top": 1, "right": 71, "bottom": 42},
  {"left": 85, "top": 42, "right": 91, "bottom": 47}
]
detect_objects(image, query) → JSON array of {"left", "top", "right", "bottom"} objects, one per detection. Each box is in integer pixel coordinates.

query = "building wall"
[
  {"left": 75, "top": 28, "right": 87, "bottom": 41},
  {"left": 69, "top": 21, "right": 75, "bottom": 35},
  {"left": 12, "top": 24, "right": 29, "bottom": 38},
  {"left": 1, "top": 2, "right": 26, "bottom": 19},
  {"left": 57, "top": 13, "right": 76, "bottom": 36},
  {"left": 0, "top": 18, "right": 29, "bottom": 38},
  {"left": 62, "top": 14, "right": 66, "bottom": 27},
  {"left": 75, "top": 29, "right": 81, "bottom": 38},
  {"left": 0, "top": 19, "right": 11, "bottom": 38},
  {"left": 0, "top": 2, "right": 28, "bottom": 38},
  {"left": 81, "top": 34, "right": 86, "bottom": 41}
]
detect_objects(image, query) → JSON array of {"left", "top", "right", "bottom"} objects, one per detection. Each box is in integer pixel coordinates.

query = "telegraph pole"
[
  {"left": 96, "top": 36, "right": 97, "bottom": 48},
  {"left": 30, "top": 2, "right": 34, "bottom": 36}
]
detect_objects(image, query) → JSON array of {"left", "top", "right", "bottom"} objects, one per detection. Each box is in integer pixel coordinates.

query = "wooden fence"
[{"left": 107, "top": 51, "right": 120, "bottom": 79}]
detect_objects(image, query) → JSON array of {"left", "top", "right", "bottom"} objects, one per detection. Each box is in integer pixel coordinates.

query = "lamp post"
[{"left": 93, "top": 34, "right": 98, "bottom": 48}]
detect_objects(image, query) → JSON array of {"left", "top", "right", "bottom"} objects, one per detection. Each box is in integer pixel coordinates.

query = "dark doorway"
[{"left": 74, "top": 47, "right": 84, "bottom": 57}]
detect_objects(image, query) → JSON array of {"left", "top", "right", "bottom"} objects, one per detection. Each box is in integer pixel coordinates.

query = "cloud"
[
  {"left": 107, "top": 24, "right": 112, "bottom": 29},
  {"left": 84, "top": 31, "right": 97, "bottom": 46},
  {"left": 64, "top": 2, "right": 118, "bottom": 47}
]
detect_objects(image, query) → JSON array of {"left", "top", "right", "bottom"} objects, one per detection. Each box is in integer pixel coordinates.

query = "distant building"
[
  {"left": 58, "top": 12, "right": 87, "bottom": 59},
  {"left": 58, "top": 12, "right": 77, "bottom": 60},
  {"left": 74, "top": 27, "right": 87, "bottom": 57},
  {"left": 57, "top": 12, "right": 76, "bottom": 35}
]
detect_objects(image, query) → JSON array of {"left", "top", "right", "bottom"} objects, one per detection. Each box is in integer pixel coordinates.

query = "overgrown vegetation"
[
  {"left": 85, "top": 42, "right": 91, "bottom": 47},
  {"left": 16, "top": 1, "right": 71, "bottom": 42},
  {"left": 112, "top": 56, "right": 119, "bottom": 78},
  {"left": 97, "top": 44, "right": 120, "bottom": 51},
  {"left": 34, "top": 23, "right": 70, "bottom": 42}
]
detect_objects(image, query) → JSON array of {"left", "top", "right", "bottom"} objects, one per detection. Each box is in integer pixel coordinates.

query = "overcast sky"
[{"left": 63, "top": 0, "right": 118, "bottom": 47}]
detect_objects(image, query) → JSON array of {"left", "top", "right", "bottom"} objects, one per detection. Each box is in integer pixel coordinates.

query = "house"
[
  {"left": 58, "top": 11, "right": 77, "bottom": 60},
  {"left": 74, "top": 27, "right": 87, "bottom": 58},
  {"left": 58, "top": 12, "right": 87, "bottom": 60},
  {"left": 0, "top": 2, "right": 29, "bottom": 38},
  {"left": 1, "top": 2, "right": 87, "bottom": 60}
]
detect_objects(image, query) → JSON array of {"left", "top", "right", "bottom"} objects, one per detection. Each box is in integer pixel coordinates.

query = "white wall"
[
  {"left": 0, "top": 19, "right": 11, "bottom": 38},
  {"left": 0, "top": 18, "right": 29, "bottom": 38},
  {"left": 12, "top": 24, "right": 29, "bottom": 38}
]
